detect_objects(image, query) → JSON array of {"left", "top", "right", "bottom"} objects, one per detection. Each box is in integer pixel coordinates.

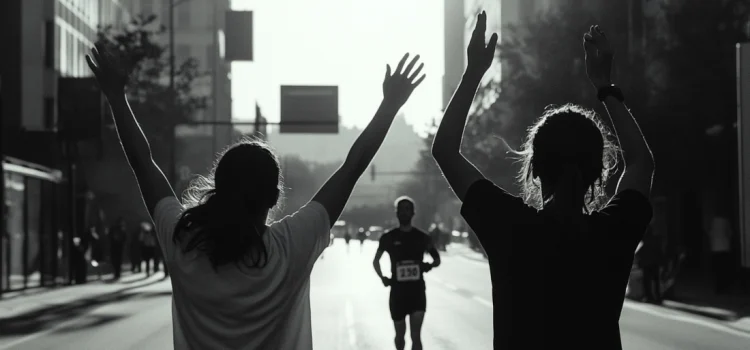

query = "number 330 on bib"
[{"left": 396, "top": 262, "right": 421, "bottom": 281}]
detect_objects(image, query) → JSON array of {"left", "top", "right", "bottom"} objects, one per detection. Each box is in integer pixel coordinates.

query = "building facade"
[
  {"left": 123, "top": 0, "right": 233, "bottom": 194},
  {"left": 0, "top": 0, "right": 129, "bottom": 295}
]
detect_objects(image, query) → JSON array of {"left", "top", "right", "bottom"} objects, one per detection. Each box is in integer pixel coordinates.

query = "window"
[
  {"left": 43, "top": 20, "right": 55, "bottom": 68},
  {"left": 44, "top": 98, "right": 55, "bottom": 130},
  {"left": 161, "top": 0, "right": 170, "bottom": 26},
  {"left": 55, "top": 23, "right": 61, "bottom": 70},
  {"left": 176, "top": 44, "right": 190, "bottom": 61},
  {"left": 177, "top": 5, "right": 190, "bottom": 28},
  {"left": 141, "top": 0, "right": 154, "bottom": 16},
  {"left": 205, "top": 44, "right": 214, "bottom": 71}
]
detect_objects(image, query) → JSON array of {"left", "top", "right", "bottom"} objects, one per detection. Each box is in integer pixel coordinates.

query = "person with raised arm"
[
  {"left": 85, "top": 44, "right": 425, "bottom": 350},
  {"left": 431, "top": 12, "right": 654, "bottom": 349}
]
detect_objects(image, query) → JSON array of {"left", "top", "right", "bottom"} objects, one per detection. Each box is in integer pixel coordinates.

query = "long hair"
[
  {"left": 172, "top": 138, "right": 283, "bottom": 270},
  {"left": 513, "top": 104, "right": 619, "bottom": 213}
]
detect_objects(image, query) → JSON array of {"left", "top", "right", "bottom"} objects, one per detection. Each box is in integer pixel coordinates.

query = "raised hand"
[
  {"left": 583, "top": 25, "right": 614, "bottom": 90},
  {"left": 382, "top": 53, "right": 426, "bottom": 107},
  {"left": 85, "top": 42, "right": 129, "bottom": 97},
  {"left": 466, "top": 11, "right": 498, "bottom": 77}
]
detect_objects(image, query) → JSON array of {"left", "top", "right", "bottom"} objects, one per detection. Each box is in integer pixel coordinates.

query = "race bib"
[{"left": 395, "top": 261, "right": 421, "bottom": 282}]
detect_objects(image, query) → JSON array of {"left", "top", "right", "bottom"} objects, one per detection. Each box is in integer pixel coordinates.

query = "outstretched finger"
[
  {"left": 85, "top": 55, "right": 100, "bottom": 75},
  {"left": 385, "top": 64, "right": 392, "bottom": 80},
  {"left": 486, "top": 32, "right": 498, "bottom": 53},
  {"left": 395, "top": 53, "right": 409, "bottom": 76},
  {"left": 403, "top": 54, "right": 420, "bottom": 77},
  {"left": 91, "top": 46, "right": 104, "bottom": 66},
  {"left": 411, "top": 74, "right": 426, "bottom": 88},
  {"left": 408, "top": 62, "right": 424, "bottom": 83}
]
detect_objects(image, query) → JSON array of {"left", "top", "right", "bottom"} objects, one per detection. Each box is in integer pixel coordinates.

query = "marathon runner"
[
  {"left": 373, "top": 196, "right": 441, "bottom": 350},
  {"left": 358, "top": 227, "right": 367, "bottom": 252}
]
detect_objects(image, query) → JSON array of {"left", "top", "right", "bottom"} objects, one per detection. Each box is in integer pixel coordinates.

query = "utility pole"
[{"left": 169, "top": 0, "right": 175, "bottom": 92}]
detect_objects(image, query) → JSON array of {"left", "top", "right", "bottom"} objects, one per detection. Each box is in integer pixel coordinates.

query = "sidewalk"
[{"left": 0, "top": 270, "right": 168, "bottom": 320}]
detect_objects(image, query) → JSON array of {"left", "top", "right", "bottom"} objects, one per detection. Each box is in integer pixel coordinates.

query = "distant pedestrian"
[
  {"left": 637, "top": 227, "right": 663, "bottom": 303},
  {"left": 109, "top": 217, "right": 127, "bottom": 280},
  {"left": 709, "top": 214, "right": 733, "bottom": 294}
]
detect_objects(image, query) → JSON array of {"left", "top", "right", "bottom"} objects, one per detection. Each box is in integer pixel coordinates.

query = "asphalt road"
[{"left": 1, "top": 239, "right": 748, "bottom": 349}]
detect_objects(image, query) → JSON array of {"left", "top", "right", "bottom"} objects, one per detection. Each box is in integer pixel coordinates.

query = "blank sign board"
[
  {"left": 737, "top": 43, "right": 750, "bottom": 268},
  {"left": 280, "top": 85, "right": 339, "bottom": 134},
  {"left": 225, "top": 11, "right": 253, "bottom": 61}
]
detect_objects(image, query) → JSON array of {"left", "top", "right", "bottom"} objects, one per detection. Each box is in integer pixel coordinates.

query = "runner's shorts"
[{"left": 389, "top": 286, "right": 426, "bottom": 321}]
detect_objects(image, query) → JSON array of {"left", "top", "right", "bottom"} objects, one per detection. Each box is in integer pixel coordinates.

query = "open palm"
[
  {"left": 583, "top": 25, "right": 613, "bottom": 89},
  {"left": 382, "top": 53, "right": 426, "bottom": 107},
  {"left": 85, "top": 43, "right": 129, "bottom": 96}
]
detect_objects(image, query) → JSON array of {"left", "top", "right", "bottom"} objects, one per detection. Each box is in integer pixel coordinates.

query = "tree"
[
  {"left": 96, "top": 14, "right": 207, "bottom": 175},
  {"left": 646, "top": 0, "right": 749, "bottom": 198}
]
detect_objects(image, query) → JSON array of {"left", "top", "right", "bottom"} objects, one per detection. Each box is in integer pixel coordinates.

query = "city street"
[{"left": 0, "top": 240, "right": 748, "bottom": 349}]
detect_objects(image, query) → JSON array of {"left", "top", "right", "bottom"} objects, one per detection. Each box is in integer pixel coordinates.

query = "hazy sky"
[{"left": 230, "top": 0, "right": 445, "bottom": 135}]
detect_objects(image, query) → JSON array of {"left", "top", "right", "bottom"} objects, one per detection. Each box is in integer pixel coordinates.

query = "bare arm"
[
  {"left": 602, "top": 98, "right": 654, "bottom": 197},
  {"left": 432, "top": 71, "right": 488, "bottom": 201},
  {"left": 313, "top": 54, "right": 425, "bottom": 227},
  {"left": 427, "top": 239, "right": 441, "bottom": 268},
  {"left": 373, "top": 248, "right": 386, "bottom": 278},
  {"left": 584, "top": 26, "right": 654, "bottom": 198},
  {"left": 86, "top": 46, "right": 176, "bottom": 217},
  {"left": 432, "top": 11, "right": 499, "bottom": 202}
]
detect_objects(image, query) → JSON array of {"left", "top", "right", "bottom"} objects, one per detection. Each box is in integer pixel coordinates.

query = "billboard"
[
  {"left": 737, "top": 43, "right": 750, "bottom": 268},
  {"left": 225, "top": 11, "right": 253, "bottom": 61},
  {"left": 280, "top": 85, "right": 339, "bottom": 134}
]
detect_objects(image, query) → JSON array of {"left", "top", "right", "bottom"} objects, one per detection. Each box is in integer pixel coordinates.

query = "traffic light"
[{"left": 371, "top": 165, "right": 376, "bottom": 181}]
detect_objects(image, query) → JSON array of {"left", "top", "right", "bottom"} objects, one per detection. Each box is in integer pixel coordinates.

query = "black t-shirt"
[
  {"left": 460, "top": 179, "right": 652, "bottom": 350},
  {"left": 378, "top": 228, "right": 434, "bottom": 291}
]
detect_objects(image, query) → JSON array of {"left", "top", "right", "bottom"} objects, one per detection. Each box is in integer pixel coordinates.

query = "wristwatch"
[{"left": 597, "top": 84, "right": 624, "bottom": 103}]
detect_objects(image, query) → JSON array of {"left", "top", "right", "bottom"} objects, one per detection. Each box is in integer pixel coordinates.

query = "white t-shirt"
[{"left": 152, "top": 197, "right": 331, "bottom": 350}]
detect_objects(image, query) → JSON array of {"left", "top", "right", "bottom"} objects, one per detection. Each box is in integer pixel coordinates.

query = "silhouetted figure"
[
  {"left": 432, "top": 16, "right": 654, "bottom": 349},
  {"left": 85, "top": 43, "right": 425, "bottom": 349},
  {"left": 109, "top": 217, "right": 127, "bottom": 279},
  {"left": 140, "top": 223, "right": 158, "bottom": 276},
  {"left": 373, "top": 196, "right": 440, "bottom": 350},
  {"left": 130, "top": 225, "right": 143, "bottom": 273},
  {"left": 637, "top": 227, "right": 663, "bottom": 303},
  {"left": 709, "top": 215, "right": 734, "bottom": 294}
]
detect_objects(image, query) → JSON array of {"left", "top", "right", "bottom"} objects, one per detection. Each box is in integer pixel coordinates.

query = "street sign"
[
  {"left": 225, "top": 11, "right": 253, "bottom": 61},
  {"left": 737, "top": 42, "right": 750, "bottom": 268},
  {"left": 280, "top": 85, "right": 339, "bottom": 134}
]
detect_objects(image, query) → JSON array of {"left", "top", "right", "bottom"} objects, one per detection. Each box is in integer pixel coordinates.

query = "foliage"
[{"left": 96, "top": 14, "right": 207, "bottom": 165}]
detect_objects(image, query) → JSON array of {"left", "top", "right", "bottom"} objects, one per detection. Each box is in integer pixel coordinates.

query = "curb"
[{"left": 0, "top": 275, "right": 168, "bottom": 321}]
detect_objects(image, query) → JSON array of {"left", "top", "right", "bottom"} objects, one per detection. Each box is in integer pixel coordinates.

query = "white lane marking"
[{"left": 345, "top": 299, "right": 357, "bottom": 346}]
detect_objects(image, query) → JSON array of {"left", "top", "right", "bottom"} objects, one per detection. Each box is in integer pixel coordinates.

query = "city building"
[
  {"left": 0, "top": 0, "right": 129, "bottom": 295},
  {"left": 123, "top": 0, "right": 233, "bottom": 193}
]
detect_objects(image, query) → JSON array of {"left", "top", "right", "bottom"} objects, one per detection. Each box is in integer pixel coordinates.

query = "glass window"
[
  {"left": 205, "top": 44, "right": 214, "bottom": 71},
  {"left": 177, "top": 5, "right": 190, "bottom": 28},
  {"left": 161, "top": 0, "right": 170, "bottom": 26},
  {"left": 176, "top": 44, "right": 190, "bottom": 61},
  {"left": 54, "top": 23, "right": 61, "bottom": 70},
  {"left": 4, "top": 173, "right": 26, "bottom": 290},
  {"left": 25, "top": 178, "right": 41, "bottom": 288},
  {"left": 141, "top": 0, "right": 154, "bottom": 16}
]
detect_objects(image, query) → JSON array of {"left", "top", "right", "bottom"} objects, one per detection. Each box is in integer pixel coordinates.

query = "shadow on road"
[{"left": 0, "top": 279, "right": 171, "bottom": 337}]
